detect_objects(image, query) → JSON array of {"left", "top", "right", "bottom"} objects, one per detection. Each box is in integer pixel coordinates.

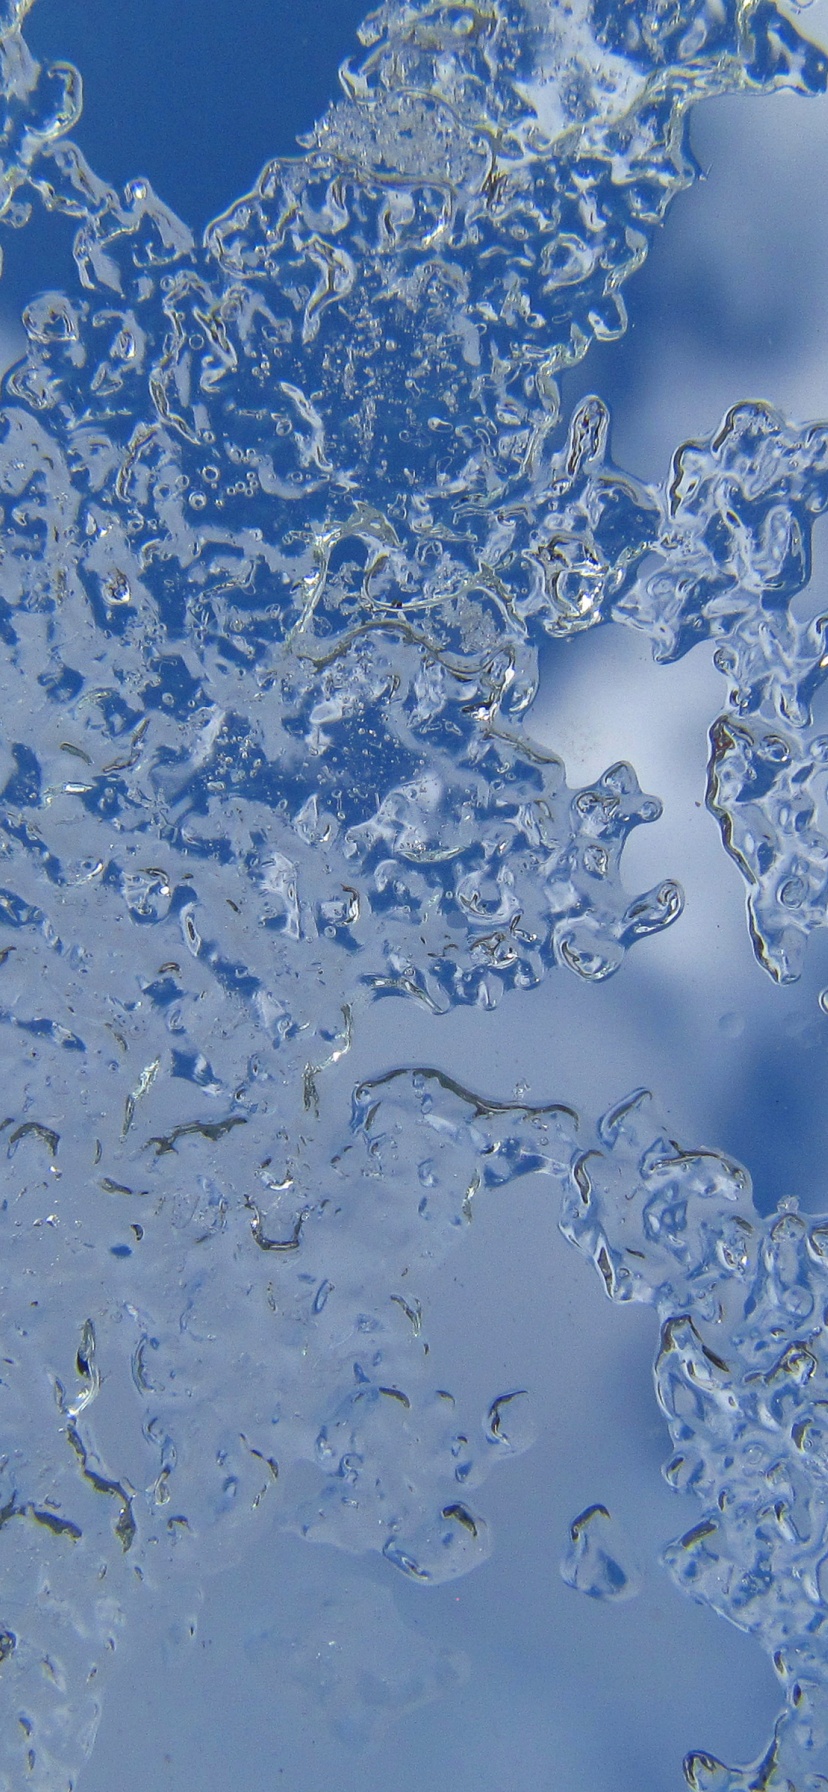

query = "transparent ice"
[{"left": 0, "top": 0, "right": 826, "bottom": 1785}]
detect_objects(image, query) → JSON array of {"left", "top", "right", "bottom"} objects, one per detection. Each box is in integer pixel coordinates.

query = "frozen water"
[{"left": 0, "top": 0, "right": 826, "bottom": 1786}]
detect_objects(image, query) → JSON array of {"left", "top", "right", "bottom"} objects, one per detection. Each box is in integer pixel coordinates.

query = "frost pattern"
[{"left": 0, "top": 0, "right": 825, "bottom": 1784}]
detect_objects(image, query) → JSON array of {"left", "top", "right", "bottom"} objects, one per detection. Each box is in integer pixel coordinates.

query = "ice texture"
[
  {"left": 560, "top": 1502, "right": 642, "bottom": 1600},
  {"left": 557, "top": 1088, "right": 828, "bottom": 1788},
  {"left": 619, "top": 403, "right": 828, "bottom": 985},
  {"left": 0, "top": 0, "right": 825, "bottom": 1784}
]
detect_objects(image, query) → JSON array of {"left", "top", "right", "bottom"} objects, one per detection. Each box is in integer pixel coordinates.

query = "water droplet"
[{"left": 560, "top": 1505, "right": 641, "bottom": 1602}]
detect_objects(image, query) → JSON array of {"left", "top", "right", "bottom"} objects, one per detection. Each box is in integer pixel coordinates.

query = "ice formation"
[
  {"left": 560, "top": 1501, "right": 642, "bottom": 1600},
  {"left": 0, "top": 0, "right": 826, "bottom": 1784}
]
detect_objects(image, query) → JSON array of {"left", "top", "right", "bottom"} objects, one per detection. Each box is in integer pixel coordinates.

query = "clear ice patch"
[{"left": 560, "top": 1502, "right": 642, "bottom": 1601}]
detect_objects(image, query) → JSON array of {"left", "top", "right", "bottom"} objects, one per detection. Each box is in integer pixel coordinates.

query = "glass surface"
[{"left": 1, "top": 4, "right": 828, "bottom": 1788}]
